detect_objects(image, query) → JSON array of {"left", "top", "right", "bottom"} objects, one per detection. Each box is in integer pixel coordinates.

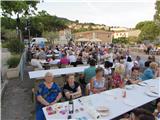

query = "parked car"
[{"left": 30, "top": 37, "right": 47, "bottom": 47}]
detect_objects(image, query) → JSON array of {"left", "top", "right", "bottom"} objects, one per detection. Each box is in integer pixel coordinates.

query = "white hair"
[{"left": 44, "top": 72, "right": 53, "bottom": 78}]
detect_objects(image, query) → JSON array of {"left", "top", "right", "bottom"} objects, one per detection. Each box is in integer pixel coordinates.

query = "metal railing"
[{"left": 19, "top": 48, "right": 27, "bottom": 81}]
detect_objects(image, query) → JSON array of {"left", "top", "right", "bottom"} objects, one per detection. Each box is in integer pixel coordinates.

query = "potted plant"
[{"left": 6, "top": 55, "right": 20, "bottom": 79}]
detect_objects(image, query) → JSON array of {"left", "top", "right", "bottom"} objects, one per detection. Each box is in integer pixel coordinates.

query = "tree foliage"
[
  {"left": 1, "top": 1, "right": 38, "bottom": 17},
  {"left": 7, "top": 55, "right": 20, "bottom": 68},
  {"left": 1, "top": 27, "right": 18, "bottom": 42},
  {"left": 1, "top": 10, "right": 70, "bottom": 38},
  {"left": 7, "top": 40, "right": 25, "bottom": 54},
  {"left": 154, "top": 1, "right": 160, "bottom": 24},
  {"left": 135, "top": 21, "right": 153, "bottom": 30},
  {"left": 136, "top": 21, "right": 160, "bottom": 41},
  {"left": 112, "top": 37, "right": 129, "bottom": 44},
  {"left": 42, "top": 31, "right": 59, "bottom": 44}
]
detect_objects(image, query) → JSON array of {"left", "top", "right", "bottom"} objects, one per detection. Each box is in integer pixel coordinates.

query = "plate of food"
[
  {"left": 137, "top": 82, "right": 146, "bottom": 86},
  {"left": 96, "top": 106, "right": 110, "bottom": 117}
]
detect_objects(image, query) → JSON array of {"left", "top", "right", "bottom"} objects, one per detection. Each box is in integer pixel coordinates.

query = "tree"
[
  {"left": 112, "top": 37, "right": 129, "bottom": 44},
  {"left": 135, "top": 21, "right": 153, "bottom": 30},
  {"left": 1, "top": 27, "right": 18, "bottom": 42},
  {"left": 28, "top": 11, "right": 68, "bottom": 36},
  {"left": 1, "top": 17, "right": 16, "bottom": 29},
  {"left": 1, "top": 1, "right": 39, "bottom": 41},
  {"left": 154, "top": 1, "right": 160, "bottom": 25},
  {"left": 137, "top": 21, "right": 160, "bottom": 41},
  {"left": 1, "top": 1, "right": 38, "bottom": 17},
  {"left": 42, "top": 31, "right": 59, "bottom": 45},
  {"left": 128, "top": 36, "right": 138, "bottom": 43}
]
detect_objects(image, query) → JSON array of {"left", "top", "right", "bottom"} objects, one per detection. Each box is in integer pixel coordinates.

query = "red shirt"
[{"left": 60, "top": 57, "right": 69, "bottom": 65}]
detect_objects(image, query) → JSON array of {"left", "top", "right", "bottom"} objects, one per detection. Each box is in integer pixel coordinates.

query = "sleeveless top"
[{"left": 93, "top": 77, "right": 105, "bottom": 89}]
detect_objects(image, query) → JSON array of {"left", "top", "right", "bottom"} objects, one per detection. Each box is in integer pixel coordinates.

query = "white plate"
[
  {"left": 125, "top": 85, "right": 135, "bottom": 90},
  {"left": 137, "top": 82, "right": 146, "bottom": 86},
  {"left": 96, "top": 106, "right": 109, "bottom": 112},
  {"left": 96, "top": 106, "right": 110, "bottom": 117},
  {"left": 99, "top": 111, "right": 110, "bottom": 117},
  {"left": 144, "top": 91, "right": 158, "bottom": 97}
]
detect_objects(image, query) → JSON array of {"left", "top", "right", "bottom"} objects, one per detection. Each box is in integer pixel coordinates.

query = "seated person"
[
  {"left": 127, "top": 67, "right": 142, "bottom": 84},
  {"left": 68, "top": 52, "right": 77, "bottom": 67},
  {"left": 155, "top": 63, "right": 160, "bottom": 77},
  {"left": 84, "top": 59, "right": 96, "bottom": 85},
  {"left": 31, "top": 54, "right": 43, "bottom": 69},
  {"left": 49, "top": 55, "right": 60, "bottom": 65},
  {"left": 121, "top": 108, "right": 155, "bottom": 120},
  {"left": 112, "top": 65, "right": 124, "bottom": 88},
  {"left": 104, "top": 61, "right": 113, "bottom": 76},
  {"left": 141, "top": 62, "right": 158, "bottom": 81},
  {"left": 90, "top": 67, "right": 107, "bottom": 94},
  {"left": 153, "top": 102, "right": 160, "bottom": 119},
  {"left": 36, "top": 72, "right": 62, "bottom": 120},
  {"left": 63, "top": 74, "right": 82, "bottom": 100},
  {"left": 60, "top": 54, "right": 70, "bottom": 67},
  {"left": 130, "top": 108, "right": 155, "bottom": 120},
  {"left": 104, "top": 61, "right": 113, "bottom": 89}
]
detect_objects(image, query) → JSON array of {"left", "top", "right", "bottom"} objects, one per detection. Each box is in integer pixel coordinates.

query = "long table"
[
  {"left": 43, "top": 78, "right": 160, "bottom": 120},
  {"left": 29, "top": 65, "right": 104, "bottom": 79}
]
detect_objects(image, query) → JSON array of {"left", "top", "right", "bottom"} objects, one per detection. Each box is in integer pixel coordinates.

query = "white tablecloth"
[
  {"left": 43, "top": 78, "right": 160, "bottom": 120},
  {"left": 29, "top": 65, "right": 104, "bottom": 79}
]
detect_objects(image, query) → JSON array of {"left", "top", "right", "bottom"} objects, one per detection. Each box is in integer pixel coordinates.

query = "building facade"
[{"left": 74, "top": 30, "right": 113, "bottom": 43}]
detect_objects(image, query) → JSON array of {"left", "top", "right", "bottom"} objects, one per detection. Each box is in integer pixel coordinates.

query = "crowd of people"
[{"left": 27, "top": 42, "right": 160, "bottom": 120}]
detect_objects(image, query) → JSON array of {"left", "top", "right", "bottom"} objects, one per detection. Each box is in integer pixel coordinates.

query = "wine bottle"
[{"left": 68, "top": 95, "right": 74, "bottom": 114}]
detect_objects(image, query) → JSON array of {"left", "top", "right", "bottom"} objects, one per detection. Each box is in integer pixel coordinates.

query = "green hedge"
[
  {"left": 7, "top": 55, "right": 20, "bottom": 68},
  {"left": 7, "top": 40, "right": 24, "bottom": 54}
]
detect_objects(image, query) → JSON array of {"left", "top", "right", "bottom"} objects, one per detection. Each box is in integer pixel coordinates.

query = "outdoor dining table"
[
  {"left": 29, "top": 65, "right": 104, "bottom": 79},
  {"left": 43, "top": 78, "right": 160, "bottom": 120}
]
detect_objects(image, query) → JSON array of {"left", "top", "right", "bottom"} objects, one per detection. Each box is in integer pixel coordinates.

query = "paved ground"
[
  {"left": 1, "top": 66, "right": 35, "bottom": 120},
  {"left": 1, "top": 51, "right": 159, "bottom": 120}
]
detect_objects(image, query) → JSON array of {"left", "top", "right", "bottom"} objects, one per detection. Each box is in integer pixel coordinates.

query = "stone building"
[{"left": 74, "top": 30, "right": 113, "bottom": 43}]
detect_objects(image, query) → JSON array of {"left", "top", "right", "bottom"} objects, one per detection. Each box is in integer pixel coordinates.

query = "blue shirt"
[
  {"left": 39, "top": 41, "right": 45, "bottom": 48},
  {"left": 36, "top": 82, "right": 61, "bottom": 109},
  {"left": 141, "top": 68, "right": 155, "bottom": 81}
]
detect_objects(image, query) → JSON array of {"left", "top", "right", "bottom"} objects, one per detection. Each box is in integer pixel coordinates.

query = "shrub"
[
  {"left": 7, "top": 55, "right": 20, "bottom": 68},
  {"left": 1, "top": 42, "right": 9, "bottom": 48},
  {"left": 7, "top": 40, "right": 25, "bottom": 54}
]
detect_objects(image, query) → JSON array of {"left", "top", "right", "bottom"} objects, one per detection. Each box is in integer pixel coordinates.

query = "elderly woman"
[
  {"left": 90, "top": 67, "right": 107, "bottom": 94},
  {"left": 141, "top": 62, "right": 158, "bottom": 81},
  {"left": 63, "top": 74, "right": 82, "bottom": 100},
  {"left": 36, "top": 72, "right": 62, "bottom": 120}
]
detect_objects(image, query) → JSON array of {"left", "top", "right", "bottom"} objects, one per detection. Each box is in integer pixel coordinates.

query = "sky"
[{"left": 36, "top": 0, "right": 156, "bottom": 28}]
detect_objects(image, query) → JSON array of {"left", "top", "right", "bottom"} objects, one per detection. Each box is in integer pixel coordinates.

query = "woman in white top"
[
  {"left": 125, "top": 56, "right": 134, "bottom": 76},
  {"left": 31, "top": 54, "right": 43, "bottom": 69},
  {"left": 90, "top": 67, "right": 107, "bottom": 94}
]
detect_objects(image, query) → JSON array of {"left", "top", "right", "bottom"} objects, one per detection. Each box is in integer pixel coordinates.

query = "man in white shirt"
[
  {"left": 68, "top": 52, "right": 77, "bottom": 67},
  {"left": 31, "top": 55, "right": 43, "bottom": 69}
]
